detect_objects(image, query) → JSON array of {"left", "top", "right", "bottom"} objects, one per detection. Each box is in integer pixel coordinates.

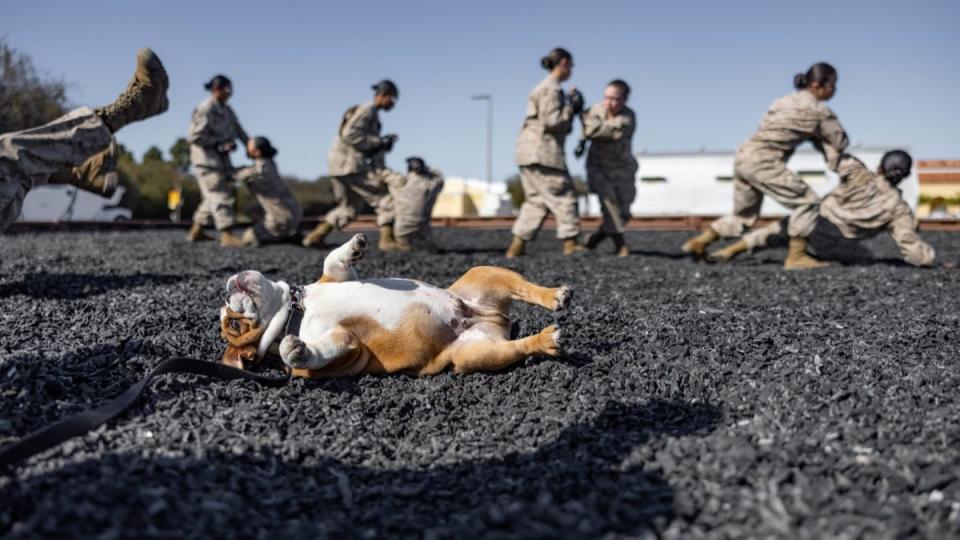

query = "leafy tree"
[
  {"left": 0, "top": 38, "right": 69, "bottom": 133},
  {"left": 505, "top": 173, "right": 524, "bottom": 208},
  {"left": 143, "top": 146, "right": 164, "bottom": 162},
  {"left": 169, "top": 138, "right": 190, "bottom": 169}
]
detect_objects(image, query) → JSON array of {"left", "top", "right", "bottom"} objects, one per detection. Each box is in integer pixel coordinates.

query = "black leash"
[{"left": 0, "top": 357, "right": 289, "bottom": 471}]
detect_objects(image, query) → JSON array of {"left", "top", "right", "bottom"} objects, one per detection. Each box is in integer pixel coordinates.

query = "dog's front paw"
[
  {"left": 538, "top": 324, "right": 562, "bottom": 356},
  {"left": 280, "top": 335, "right": 309, "bottom": 367},
  {"left": 347, "top": 233, "right": 367, "bottom": 263},
  {"left": 553, "top": 286, "right": 573, "bottom": 311}
]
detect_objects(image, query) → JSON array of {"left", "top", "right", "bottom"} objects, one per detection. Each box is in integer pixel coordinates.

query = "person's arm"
[
  {"left": 341, "top": 106, "right": 383, "bottom": 152},
  {"left": 818, "top": 107, "right": 849, "bottom": 172},
  {"left": 539, "top": 87, "right": 574, "bottom": 134},
  {"left": 583, "top": 109, "right": 633, "bottom": 141},
  {"left": 889, "top": 208, "right": 936, "bottom": 267},
  {"left": 233, "top": 164, "right": 258, "bottom": 183},
  {"left": 231, "top": 109, "right": 249, "bottom": 145}
]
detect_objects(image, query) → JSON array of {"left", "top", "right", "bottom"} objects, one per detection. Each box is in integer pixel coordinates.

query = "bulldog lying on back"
[{"left": 220, "top": 234, "right": 571, "bottom": 378}]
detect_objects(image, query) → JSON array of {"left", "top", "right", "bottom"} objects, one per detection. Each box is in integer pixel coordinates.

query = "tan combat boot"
[
  {"left": 393, "top": 234, "right": 412, "bottom": 252},
  {"left": 95, "top": 48, "right": 170, "bottom": 133},
  {"left": 186, "top": 223, "right": 213, "bottom": 242},
  {"left": 707, "top": 239, "right": 748, "bottom": 263},
  {"left": 220, "top": 228, "right": 254, "bottom": 248},
  {"left": 48, "top": 140, "right": 119, "bottom": 197},
  {"left": 611, "top": 234, "right": 630, "bottom": 257},
  {"left": 505, "top": 236, "right": 526, "bottom": 258},
  {"left": 562, "top": 238, "right": 587, "bottom": 256},
  {"left": 302, "top": 222, "right": 333, "bottom": 248},
  {"left": 585, "top": 231, "right": 607, "bottom": 250},
  {"left": 783, "top": 237, "right": 828, "bottom": 270},
  {"left": 378, "top": 224, "right": 399, "bottom": 251},
  {"left": 681, "top": 228, "right": 719, "bottom": 259}
]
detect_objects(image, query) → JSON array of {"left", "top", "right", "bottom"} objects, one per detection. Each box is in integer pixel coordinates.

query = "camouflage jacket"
[
  {"left": 582, "top": 103, "right": 638, "bottom": 178},
  {"left": 739, "top": 90, "right": 848, "bottom": 172},
  {"left": 188, "top": 96, "right": 248, "bottom": 170},
  {"left": 328, "top": 102, "right": 387, "bottom": 177},
  {"left": 515, "top": 75, "right": 574, "bottom": 170}
]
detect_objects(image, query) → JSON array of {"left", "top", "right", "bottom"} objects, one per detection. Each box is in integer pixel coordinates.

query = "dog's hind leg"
[
  {"left": 318, "top": 233, "right": 367, "bottom": 283},
  {"left": 438, "top": 324, "right": 562, "bottom": 375},
  {"left": 447, "top": 266, "right": 572, "bottom": 312}
]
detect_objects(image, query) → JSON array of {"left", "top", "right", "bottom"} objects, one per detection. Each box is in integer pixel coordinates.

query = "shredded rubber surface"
[{"left": 1, "top": 229, "right": 958, "bottom": 539}]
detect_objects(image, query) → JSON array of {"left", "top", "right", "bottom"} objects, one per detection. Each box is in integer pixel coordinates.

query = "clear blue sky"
[{"left": 5, "top": 0, "right": 959, "bottom": 181}]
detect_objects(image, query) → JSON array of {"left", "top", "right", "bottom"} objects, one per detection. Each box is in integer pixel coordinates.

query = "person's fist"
[{"left": 568, "top": 89, "right": 585, "bottom": 114}]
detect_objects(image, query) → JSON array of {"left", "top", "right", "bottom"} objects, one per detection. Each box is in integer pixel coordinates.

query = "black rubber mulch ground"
[{"left": 1, "top": 229, "right": 958, "bottom": 539}]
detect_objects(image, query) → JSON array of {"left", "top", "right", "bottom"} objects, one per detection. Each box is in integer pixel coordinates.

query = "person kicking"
[{"left": 0, "top": 48, "right": 169, "bottom": 232}]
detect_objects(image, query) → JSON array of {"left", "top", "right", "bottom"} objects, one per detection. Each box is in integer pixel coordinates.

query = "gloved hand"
[
  {"left": 568, "top": 89, "right": 585, "bottom": 114},
  {"left": 380, "top": 133, "right": 398, "bottom": 153},
  {"left": 217, "top": 141, "right": 237, "bottom": 154},
  {"left": 574, "top": 139, "right": 587, "bottom": 158}
]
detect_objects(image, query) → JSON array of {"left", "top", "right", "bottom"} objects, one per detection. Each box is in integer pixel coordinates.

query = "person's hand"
[
  {"left": 574, "top": 139, "right": 587, "bottom": 158},
  {"left": 381, "top": 133, "right": 398, "bottom": 152},
  {"left": 568, "top": 88, "right": 584, "bottom": 114},
  {"left": 218, "top": 141, "right": 237, "bottom": 153}
]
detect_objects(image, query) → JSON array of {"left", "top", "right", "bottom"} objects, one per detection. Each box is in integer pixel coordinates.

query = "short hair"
[{"left": 606, "top": 79, "right": 631, "bottom": 99}]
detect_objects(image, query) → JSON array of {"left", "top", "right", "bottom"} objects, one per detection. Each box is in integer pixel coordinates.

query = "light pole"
[{"left": 471, "top": 94, "right": 493, "bottom": 192}]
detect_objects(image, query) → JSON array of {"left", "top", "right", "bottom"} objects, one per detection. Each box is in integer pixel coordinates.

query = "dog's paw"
[
  {"left": 279, "top": 335, "right": 309, "bottom": 367},
  {"left": 553, "top": 286, "right": 573, "bottom": 311},
  {"left": 539, "top": 324, "right": 562, "bottom": 356},
  {"left": 347, "top": 233, "right": 367, "bottom": 263}
]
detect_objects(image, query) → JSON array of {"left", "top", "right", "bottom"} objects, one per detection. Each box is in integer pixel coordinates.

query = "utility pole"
[{"left": 471, "top": 94, "right": 493, "bottom": 191}]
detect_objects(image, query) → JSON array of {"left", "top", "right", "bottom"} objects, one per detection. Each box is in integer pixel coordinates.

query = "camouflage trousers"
[
  {"left": 512, "top": 165, "right": 580, "bottom": 241},
  {"left": 393, "top": 176, "right": 443, "bottom": 238},
  {"left": 709, "top": 151, "right": 820, "bottom": 239},
  {"left": 192, "top": 167, "right": 237, "bottom": 231},
  {"left": 248, "top": 187, "right": 302, "bottom": 243},
  {"left": 0, "top": 107, "right": 113, "bottom": 232},
  {"left": 587, "top": 168, "right": 636, "bottom": 234},
  {"left": 324, "top": 170, "right": 395, "bottom": 229},
  {"left": 743, "top": 216, "right": 935, "bottom": 267}
]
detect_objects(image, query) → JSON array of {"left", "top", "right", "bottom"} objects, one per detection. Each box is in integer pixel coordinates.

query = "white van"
[{"left": 18, "top": 185, "right": 132, "bottom": 222}]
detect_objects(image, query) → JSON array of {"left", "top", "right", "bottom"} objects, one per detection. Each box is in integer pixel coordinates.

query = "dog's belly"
[{"left": 301, "top": 279, "right": 469, "bottom": 337}]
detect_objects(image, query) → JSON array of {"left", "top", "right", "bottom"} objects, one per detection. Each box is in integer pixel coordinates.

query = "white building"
[{"left": 631, "top": 147, "right": 918, "bottom": 216}]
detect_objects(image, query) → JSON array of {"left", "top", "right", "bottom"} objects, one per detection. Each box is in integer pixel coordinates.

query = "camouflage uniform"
[
  {"left": 324, "top": 102, "right": 395, "bottom": 229},
  {"left": 234, "top": 158, "right": 302, "bottom": 243},
  {"left": 391, "top": 167, "right": 444, "bottom": 239},
  {"left": 188, "top": 96, "right": 249, "bottom": 231},
  {"left": 582, "top": 103, "right": 638, "bottom": 234},
  {"left": 709, "top": 90, "right": 849, "bottom": 239},
  {"left": 0, "top": 107, "right": 113, "bottom": 231},
  {"left": 512, "top": 76, "right": 580, "bottom": 241},
  {"left": 742, "top": 155, "right": 935, "bottom": 266}
]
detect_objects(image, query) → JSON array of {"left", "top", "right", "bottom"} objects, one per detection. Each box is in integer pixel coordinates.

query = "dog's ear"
[{"left": 221, "top": 344, "right": 257, "bottom": 369}]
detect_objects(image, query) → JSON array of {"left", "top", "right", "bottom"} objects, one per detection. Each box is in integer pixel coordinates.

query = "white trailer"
[{"left": 631, "top": 147, "right": 918, "bottom": 216}]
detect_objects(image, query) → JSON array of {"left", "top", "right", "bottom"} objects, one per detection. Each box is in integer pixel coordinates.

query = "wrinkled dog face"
[{"left": 220, "top": 271, "right": 278, "bottom": 368}]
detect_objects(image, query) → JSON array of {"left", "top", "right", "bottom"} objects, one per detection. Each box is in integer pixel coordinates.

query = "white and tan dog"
[{"left": 220, "top": 233, "right": 571, "bottom": 378}]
